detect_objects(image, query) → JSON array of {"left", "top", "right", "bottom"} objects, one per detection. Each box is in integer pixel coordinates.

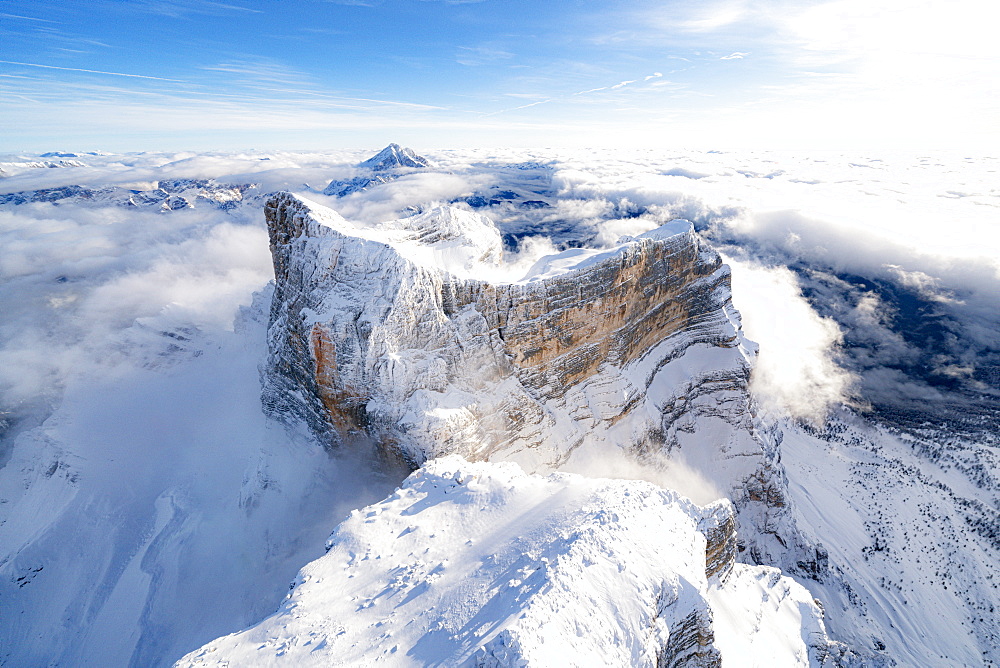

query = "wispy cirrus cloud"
[
  {"left": 0, "top": 11, "right": 60, "bottom": 23},
  {"left": 0, "top": 57, "right": 457, "bottom": 151},
  {"left": 0, "top": 60, "right": 184, "bottom": 82},
  {"left": 131, "top": 0, "right": 263, "bottom": 17},
  {"left": 201, "top": 59, "right": 316, "bottom": 86},
  {"left": 199, "top": 58, "right": 449, "bottom": 110},
  {"left": 493, "top": 70, "right": 672, "bottom": 117},
  {"left": 456, "top": 45, "right": 515, "bottom": 67},
  {"left": 482, "top": 98, "right": 551, "bottom": 117}
]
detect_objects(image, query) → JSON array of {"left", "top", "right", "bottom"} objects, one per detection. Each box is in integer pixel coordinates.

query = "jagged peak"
[{"left": 358, "top": 143, "right": 430, "bottom": 171}]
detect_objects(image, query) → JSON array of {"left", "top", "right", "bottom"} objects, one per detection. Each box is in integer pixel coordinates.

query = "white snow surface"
[
  {"left": 301, "top": 197, "right": 505, "bottom": 279},
  {"left": 779, "top": 414, "right": 1000, "bottom": 666},
  {"left": 178, "top": 456, "right": 830, "bottom": 667},
  {"left": 521, "top": 219, "right": 692, "bottom": 282}
]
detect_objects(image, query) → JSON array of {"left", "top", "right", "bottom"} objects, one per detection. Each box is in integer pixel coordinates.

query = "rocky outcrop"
[
  {"left": 700, "top": 501, "right": 738, "bottom": 583},
  {"left": 658, "top": 608, "right": 722, "bottom": 668},
  {"left": 262, "top": 192, "right": 809, "bottom": 567}
]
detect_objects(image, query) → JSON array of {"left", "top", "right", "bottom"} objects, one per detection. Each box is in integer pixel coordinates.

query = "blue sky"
[{"left": 1, "top": 0, "right": 997, "bottom": 151}]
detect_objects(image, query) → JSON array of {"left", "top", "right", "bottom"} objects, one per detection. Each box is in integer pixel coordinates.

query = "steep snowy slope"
[
  {"left": 779, "top": 413, "right": 1000, "bottom": 666},
  {"left": 178, "top": 457, "right": 843, "bottom": 667},
  {"left": 0, "top": 289, "right": 407, "bottom": 667}
]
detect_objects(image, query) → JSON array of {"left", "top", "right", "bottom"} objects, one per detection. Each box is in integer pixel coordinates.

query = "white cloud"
[
  {"left": 327, "top": 170, "right": 488, "bottom": 223},
  {"left": 456, "top": 44, "right": 515, "bottom": 66},
  {"left": 0, "top": 163, "right": 277, "bottom": 414},
  {"left": 725, "top": 258, "right": 857, "bottom": 420},
  {"left": 0, "top": 60, "right": 184, "bottom": 82},
  {"left": 677, "top": 2, "right": 749, "bottom": 32},
  {"left": 563, "top": 444, "right": 723, "bottom": 506}
]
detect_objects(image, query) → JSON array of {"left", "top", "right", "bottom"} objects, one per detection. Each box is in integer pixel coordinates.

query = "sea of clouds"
[
  {"left": 3, "top": 145, "right": 998, "bottom": 455},
  {"left": 3, "top": 146, "right": 998, "bottom": 432}
]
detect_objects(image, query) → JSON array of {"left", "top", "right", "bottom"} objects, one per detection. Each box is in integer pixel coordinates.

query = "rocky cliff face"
[{"left": 263, "top": 192, "right": 807, "bottom": 566}]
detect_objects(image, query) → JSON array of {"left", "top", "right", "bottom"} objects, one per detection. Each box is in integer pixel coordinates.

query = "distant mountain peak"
[{"left": 358, "top": 143, "right": 429, "bottom": 171}]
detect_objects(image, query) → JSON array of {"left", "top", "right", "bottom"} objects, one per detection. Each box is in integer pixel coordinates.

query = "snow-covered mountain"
[
  {"left": 322, "top": 144, "right": 430, "bottom": 197},
  {"left": 0, "top": 146, "right": 996, "bottom": 667},
  {"left": 262, "top": 192, "right": 812, "bottom": 574},
  {"left": 358, "top": 143, "right": 431, "bottom": 171}
]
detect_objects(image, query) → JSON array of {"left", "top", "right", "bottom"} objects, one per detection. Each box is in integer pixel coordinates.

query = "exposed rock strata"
[
  {"left": 263, "top": 192, "right": 808, "bottom": 566},
  {"left": 700, "top": 502, "right": 738, "bottom": 583},
  {"left": 658, "top": 608, "right": 722, "bottom": 668}
]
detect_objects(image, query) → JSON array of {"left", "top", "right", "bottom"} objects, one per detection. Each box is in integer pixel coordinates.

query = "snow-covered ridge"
[
  {"left": 521, "top": 219, "right": 693, "bottom": 282},
  {"left": 0, "top": 159, "right": 88, "bottom": 173},
  {"left": 178, "top": 457, "right": 841, "bottom": 667},
  {"left": 287, "top": 194, "right": 504, "bottom": 279},
  {"left": 274, "top": 193, "right": 692, "bottom": 283},
  {"left": 0, "top": 177, "right": 260, "bottom": 211}
]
